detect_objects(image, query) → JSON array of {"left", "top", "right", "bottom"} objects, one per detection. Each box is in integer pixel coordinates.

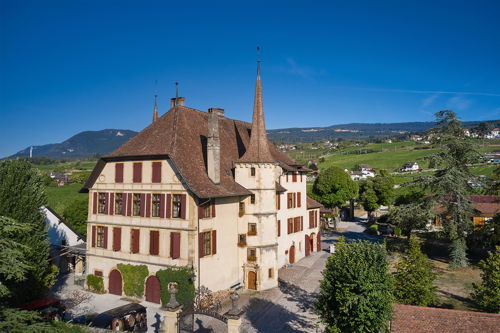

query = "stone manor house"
[{"left": 82, "top": 62, "right": 322, "bottom": 301}]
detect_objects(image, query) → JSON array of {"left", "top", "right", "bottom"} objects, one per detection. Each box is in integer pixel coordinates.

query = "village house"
[
  {"left": 433, "top": 195, "right": 500, "bottom": 227},
  {"left": 81, "top": 63, "right": 322, "bottom": 301},
  {"left": 401, "top": 161, "right": 419, "bottom": 172}
]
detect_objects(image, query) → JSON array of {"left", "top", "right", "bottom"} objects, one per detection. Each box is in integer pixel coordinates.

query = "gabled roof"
[
  {"left": 82, "top": 105, "right": 297, "bottom": 199},
  {"left": 307, "top": 196, "right": 323, "bottom": 209},
  {"left": 391, "top": 304, "right": 500, "bottom": 333}
]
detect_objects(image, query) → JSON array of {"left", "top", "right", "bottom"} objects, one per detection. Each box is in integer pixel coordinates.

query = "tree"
[
  {"left": 372, "top": 175, "right": 395, "bottom": 207},
  {"left": 471, "top": 246, "right": 500, "bottom": 313},
  {"left": 316, "top": 241, "right": 393, "bottom": 333},
  {"left": 389, "top": 189, "right": 433, "bottom": 238},
  {"left": 394, "top": 235, "right": 436, "bottom": 306},
  {"left": 474, "top": 122, "right": 493, "bottom": 147},
  {"left": 358, "top": 180, "right": 379, "bottom": 219},
  {"left": 0, "top": 159, "right": 54, "bottom": 304},
  {"left": 425, "top": 110, "right": 479, "bottom": 268},
  {"left": 63, "top": 198, "right": 89, "bottom": 236},
  {"left": 312, "top": 166, "right": 358, "bottom": 211}
]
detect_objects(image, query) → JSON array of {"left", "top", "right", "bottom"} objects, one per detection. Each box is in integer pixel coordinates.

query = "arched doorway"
[
  {"left": 289, "top": 245, "right": 295, "bottom": 264},
  {"left": 317, "top": 233, "right": 321, "bottom": 252},
  {"left": 248, "top": 271, "right": 257, "bottom": 290},
  {"left": 109, "top": 269, "right": 122, "bottom": 295},
  {"left": 145, "top": 275, "right": 161, "bottom": 303},
  {"left": 305, "top": 235, "right": 310, "bottom": 257},
  {"left": 310, "top": 233, "right": 316, "bottom": 252}
]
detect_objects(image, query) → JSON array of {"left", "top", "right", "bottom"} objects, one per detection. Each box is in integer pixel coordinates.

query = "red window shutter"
[
  {"left": 292, "top": 172, "right": 297, "bottom": 182},
  {"left": 170, "top": 232, "right": 180, "bottom": 259},
  {"left": 294, "top": 193, "right": 297, "bottom": 208},
  {"left": 131, "top": 229, "right": 140, "bottom": 253},
  {"left": 211, "top": 199, "right": 216, "bottom": 218},
  {"left": 150, "top": 230, "right": 159, "bottom": 255},
  {"left": 286, "top": 174, "right": 289, "bottom": 182},
  {"left": 309, "top": 211, "right": 313, "bottom": 228},
  {"left": 152, "top": 162, "right": 161, "bottom": 183},
  {"left": 212, "top": 230, "right": 217, "bottom": 255},
  {"left": 166, "top": 194, "right": 172, "bottom": 218},
  {"left": 92, "top": 225, "right": 96, "bottom": 247},
  {"left": 300, "top": 173, "right": 303, "bottom": 182},
  {"left": 121, "top": 193, "right": 127, "bottom": 215},
  {"left": 93, "top": 192, "right": 97, "bottom": 214},
  {"left": 198, "top": 205, "right": 204, "bottom": 218},
  {"left": 297, "top": 192, "right": 301, "bottom": 208},
  {"left": 113, "top": 227, "right": 121, "bottom": 251},
  {"left": 133, "top": 162, "right": 142, "bottom": 183},
  {"left": 287, "top": 218, "right": 292, "bottom": 234},
  {"left": 180, "top": 194, "right": 186, "bottom": 219},
  {"left": 115, "top": 163, "right": 124, "bottom": 183},
  {"left": 160, "top": 194, "right": 165, "bottom": 218},
  {"left": 278, "top": 220, "right": 281, "bottom": 237},
  {"left": 127, "top": 193, "right": 132, "bottom": 216},
  {"left": 109, "top": 193, "right": 114, "bottom": 215},
  {"left": 140, "top": 193, "right": 145, "bottom": 217},
  {"left": 198, "top": 232, "right": 205, "bottom": 258},
  {"left": 103, "top": 227, "right": 108, "bottom": 249},
  {"left": 287, "top": 193, "right": 291, "bottom": 209},
  {"left": 146, "top": 193, "right": 151, "bottom": 217},
  {"left": 276, "top": 194, "right": 280, "bottom": 210}
]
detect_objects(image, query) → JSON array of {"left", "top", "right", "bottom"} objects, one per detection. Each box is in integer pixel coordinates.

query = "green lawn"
[{"left": 45, "top": 183, "right": 87, "bottom": 214}]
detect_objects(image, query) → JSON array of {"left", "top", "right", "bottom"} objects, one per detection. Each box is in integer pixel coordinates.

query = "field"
[{"left": 45, "top": 183, "right": 87, "bottom": 214}]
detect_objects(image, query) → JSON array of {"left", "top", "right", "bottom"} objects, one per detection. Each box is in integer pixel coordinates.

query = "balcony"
[
  {"left": 237, "top": 241, "right": 247, "bottom": 247},
  {"left": 247, "top": 230, "right": 257, "bottom": 236},
  {"left": 247, "top": 255, "right": 257, "bottom": 262}
]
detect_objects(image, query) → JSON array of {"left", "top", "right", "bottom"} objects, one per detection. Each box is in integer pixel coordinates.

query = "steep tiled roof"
[
  {"left": 306, "top": 196, "right": 323, "bottom": 209},
  {"left": 391, "top": 304, "right": 500, "bottom": 333},
  {"left": 83, "top": 105, "right": 297, "bottom": 199}
]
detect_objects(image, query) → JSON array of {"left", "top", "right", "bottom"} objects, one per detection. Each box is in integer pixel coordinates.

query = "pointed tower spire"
[
  {"left": 239, "top": 47, "right": 275, "bottom": 163},
  {"left": 152, "top": 94, "right": 159, "bottom": 123}
]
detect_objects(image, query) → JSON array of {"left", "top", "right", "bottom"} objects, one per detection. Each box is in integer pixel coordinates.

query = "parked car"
[
  {"left": 21, "top": 297, "right": 66, "bottom": 321},
  {"left": 89, "top": 303, "right": 147, "bottom": 331}
]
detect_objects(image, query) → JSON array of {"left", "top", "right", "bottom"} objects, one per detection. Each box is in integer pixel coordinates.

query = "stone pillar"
[
  {"left": 159, "top": 282, "right": 183, "bottom": 333},
  {"left": 225, "top": 291, "right": 243, "bottom": 333}
]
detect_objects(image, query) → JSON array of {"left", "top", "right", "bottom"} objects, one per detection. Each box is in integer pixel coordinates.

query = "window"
[
  {"left": 287, "top": 193, "right": 294, "bottom": 209},
  {"left": 287, "top": 218, "right": 293, "bottom": 234},
  {"left": 131, "top": 229, "right": 140, "bottom": 253},
  {"left": 203, "top": 231, "right": 212, "bottom": 256},
  {"left": 133, "top": 162, "right": 142, "bottom": 183},
  {"left": 292, "top": 172, "right": 297, "bottom": 182},
  {"left": 94, "top": 270, "right": 103, "bottom": 277},
  {"left": 238, "top": 234, "right": 247, "bottom": 247},
  {"left": 172, "top": 194, "right": 182, "bottom": 218},
  {"left": 276, "top": 194, "right": 281, "bottom": 210},
  {"left": 112, "top": 227, "right": 121, "bottom": 251},
  {"left": 268, "top": 268, "right": 274, "bottom": 279},
  {"left": 96, "top": 226, "right": 106, "bottom": 248},
  {"left": 115, "top": 163, "right": 124, "bottom": 183},
  {"left": 203, "top": 205, "right": 211, "bottom": 218},
  {"left": 250, "top": 194, "right": 256, "bottom": 204},
  {"left": 248, "top": 223, "right": 257, "bottom": 236},
  {"left": 115, "top": 193, "right": 123, "bottom": 215},
  {"left": 250, "top": 167, "right": 256, "bottom": 176},
  {"left": 247, "top": 248, "right": 256, "bottom": 261},
  {"left": 133, "top": 194, "right": 141, "bottom": 216},
  {"left": 98, "top": 193, "right": 106, "bottom": 214},
  {"left": 277, "top": 220, "right": 281, "bottom": 237},
  {"left": 149, "top": 230, "right": 159, "bottom": 255},
  {"left": 152, "top": 194, "right": 161, "bottom": 217},
  {"left": 152, "top": 162, "right": 161, "bottom": 183},
  {"left": 239, "top": 202, "right": 245, "bottom": 217}
]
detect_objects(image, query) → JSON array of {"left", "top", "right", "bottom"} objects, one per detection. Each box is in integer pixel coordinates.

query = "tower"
[{"left": 152, "top": 94, "right": 159, "bottom": 123}]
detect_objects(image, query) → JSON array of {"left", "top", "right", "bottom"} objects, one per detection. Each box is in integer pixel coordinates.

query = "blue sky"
[{"left": 1, "top": 0, "right": 500, "bottom": 157}]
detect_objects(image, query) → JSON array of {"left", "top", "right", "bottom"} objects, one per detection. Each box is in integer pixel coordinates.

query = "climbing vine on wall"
[
  {"left": 86, "top": 274, "right": 105, "bottom": 293},
  {"left": 117, "top": 264, "right": 149, "bottom": 298},
  {"left": 156, "top": 267, "right": 195, "bottom": 307}
]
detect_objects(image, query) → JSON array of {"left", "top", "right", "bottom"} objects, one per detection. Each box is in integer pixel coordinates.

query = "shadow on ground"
[
  {"left": 244, "top": 297, "right": 315, "bottom": 332},
  {"left": 278, "top": 279, "right": 317, "bottom": 312}
]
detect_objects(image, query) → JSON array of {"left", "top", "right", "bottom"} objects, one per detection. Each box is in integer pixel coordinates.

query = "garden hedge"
[
  {"left": 86, "top": 274, "right": 105, "bottom": 293},
  {"left": 156, "top": 267, "right": 195, "bottom": 307}
]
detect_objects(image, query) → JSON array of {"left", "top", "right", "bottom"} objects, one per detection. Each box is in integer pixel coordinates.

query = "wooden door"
[
  {"left": 109, "top": 269, "right": 122, "bottom": 295},
  {"left": 305, "top": 235, "right": 310, "bottom": 257},
  {"left": 310, "top": 235, "right": 315, "bottom": 252},
  {"left": 248, "top": 271, "right": 257, "bottom": 290},
  {"left": 145, "top": 275, "right": 161, "bottom": 303},
  {"left": 289, "top": 245, "right": 295, "bottom": 264}
]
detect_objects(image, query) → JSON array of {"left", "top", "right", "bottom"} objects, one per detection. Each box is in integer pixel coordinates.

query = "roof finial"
[
  {"left": 175, "top": 81, "right": 179, "bottom": 106},
  {"left": 257, "top": 46, "right": 261, "bottom": 80},
  {"left": 152, "top": 94, "right": 159, "bottom": 123}
]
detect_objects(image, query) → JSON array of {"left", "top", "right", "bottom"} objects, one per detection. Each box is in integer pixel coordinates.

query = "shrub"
[
  {"left": 156, "top": 267, "right": 195, "bottom": 307},
  {"left": 315, "top": 241, "right": 393, "bottom": 333},
  {"left": 394, "top": 227, "right": 402, "bottom": 237},
  {"left": 368, "top": 224, "right": 379, "bottom": 235},
  {"left": 117, "top": 264, "right": 149, "bottom": 298},
  {"left": 471, "top": 246, "right": 500, "bottom": 313},
  {"left": 86, "top": 274, "right": 105, "bottom": 293}
]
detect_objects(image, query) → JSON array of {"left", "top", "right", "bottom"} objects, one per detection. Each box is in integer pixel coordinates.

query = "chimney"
[
  {"left": 207, "top": 108, "right": 221, "bottom": 184},
  {"left": 170, "top": 97, "right": 185, "bottom": 108}
]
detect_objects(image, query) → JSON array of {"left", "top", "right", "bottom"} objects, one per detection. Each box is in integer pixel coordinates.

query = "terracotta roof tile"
[
  {"left": 307, "top": 196, "right": 323, "bottom": 209},
  {"left": 391, "top": 304, "right": 500, "bottom": 333}
]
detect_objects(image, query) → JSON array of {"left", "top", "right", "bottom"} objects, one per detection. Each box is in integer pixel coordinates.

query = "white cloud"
[
  {"left": 277, "top": 58, "right": 326, "bottom": 79},
  {"left": 421, "top": 93, "right": 440, "bottom": 109},
  {"left": 446, "top": 95, "right": 473, "bottom": 111}
]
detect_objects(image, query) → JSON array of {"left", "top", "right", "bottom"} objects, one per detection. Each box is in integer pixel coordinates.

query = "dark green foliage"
[
  {"left": 423, "top": 110, "right": 479, "bottom": 268},
  {"left": 359, "top": 181, "right": 379, "bottom": 217},
  {"left": 62, "top": 198, "right": 88, "bottom": 236},
  {"left": 389, "top": 197, "right": 433, "bottom": 238},
  {"left": 156, "top": 268, "right": 195, "bottom": 307},
  {"left": 0, "top": 159, "right": 53, "bottom": 304},
  {"left": 394, "top": 236, "right": 437, "bottom": 306},
  {"left": 372, "top": 176, "right": 395, "bottom": 206},
  {"left": 0, "top": 308, "right": 86, "bottom": 333},
  {"left": 68, "top": 171, "right": 91, "bottom": 184},
  {"left": 316, "top": 241, "right": 393, "bottom": 333},
  {"left": 394, "top": 227, "right": 402, "bottom": 237},
  {"left": 449, "top": 238, "right": 469, "bottom": 269},
  {"left": 86, "top": 274, "right": 105, "bottom": 294},
  {"left": 117, "top": 264, "right": 149, "bottom": 298},
  {"left": 471, "top": 246, "right": 500, "bottom": 313},
  {"left": 312, "top": 166, "right": 359, "bottom": 209},
  {"left": 368, "top": 224, "right": 379, "bottom": 235}
]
